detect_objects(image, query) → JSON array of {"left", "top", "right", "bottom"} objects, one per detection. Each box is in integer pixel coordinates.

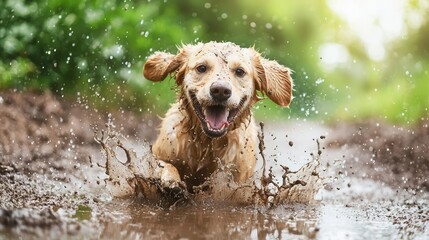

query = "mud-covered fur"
[{"left": 143, "top": 42, "right": 293, "bottom": 190}]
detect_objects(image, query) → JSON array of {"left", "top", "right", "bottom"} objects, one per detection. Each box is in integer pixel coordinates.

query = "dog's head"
[{"left": 143, "top": 42, "right": 293, "bottom": 138}]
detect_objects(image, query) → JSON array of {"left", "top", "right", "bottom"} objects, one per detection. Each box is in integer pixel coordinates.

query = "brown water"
[
  {"left": 97, "top": 201, "right": 320, "bottom": 239},
  {"left": 1, "top": 120, "right": 429, "bottom": 239},
  {"left": 92, "top": 121, "right": 429, "bottom": 239}
]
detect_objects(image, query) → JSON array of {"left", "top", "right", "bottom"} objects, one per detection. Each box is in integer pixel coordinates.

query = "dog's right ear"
[
  {"left": 143, "top": 51, "right": 182, "bottom": 82},
  {"left": 143, "top": 45, "right": 196, "bottom": 84}
]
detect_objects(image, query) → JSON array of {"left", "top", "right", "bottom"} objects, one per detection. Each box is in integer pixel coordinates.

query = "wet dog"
[{"left": 143, "top": 42, "right": 293, "bottom": 191}]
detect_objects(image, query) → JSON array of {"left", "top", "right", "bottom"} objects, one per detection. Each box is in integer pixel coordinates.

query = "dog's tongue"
[{"left": 205, "top": 106, "right": 228, "bottom": 130}]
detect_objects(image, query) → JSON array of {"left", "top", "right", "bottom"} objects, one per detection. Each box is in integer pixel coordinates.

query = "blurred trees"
[
  {"left": 0, "top": 0, "right": 427, "bottom": 123},
  {"left": 0, "top": 0, "right": 331, "bottom": 116},
  {"left": 0, "top": 0, "right": 200, "bottom": 111},
  {"left": 319, "top": 2, "right": 429, "bottom": 124}
]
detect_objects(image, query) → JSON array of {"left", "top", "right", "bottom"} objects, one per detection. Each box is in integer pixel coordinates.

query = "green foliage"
[
  {"left": 0, "top": 0, "right": 428, "bottom": 123},
  {"left": 0, "top": 0, "right": 199, "bottom": 110},
  {"left": 331, "top": 65, "right": 429, "bottom": 124},
  {"left": 318, "top": 4, "right": 429, "bottom": 124},
  {"left": 1, "top": 0, "right": 329, "bottom": 117}
]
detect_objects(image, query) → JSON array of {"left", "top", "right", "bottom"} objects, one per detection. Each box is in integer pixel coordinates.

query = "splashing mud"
[{"left": 94, "top": 118, "right": 323, "bottom": 208}]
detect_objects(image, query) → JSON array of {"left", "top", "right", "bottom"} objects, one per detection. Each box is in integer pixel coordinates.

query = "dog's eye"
[
  {"left": 196, "top": 65, "right": 207, "bottom": 73},
  {"left": 235, "top": 68, "right": 245, "bottom": 77}
]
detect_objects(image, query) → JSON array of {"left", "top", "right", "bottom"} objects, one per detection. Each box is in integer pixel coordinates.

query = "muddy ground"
[{"left": 0, "top": 91, "right": 428, "bottom": 239}]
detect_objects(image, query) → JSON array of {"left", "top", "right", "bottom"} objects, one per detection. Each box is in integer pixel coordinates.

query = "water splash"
[{"left": 94, "top": 118, "right": 323, "bottom": 208}]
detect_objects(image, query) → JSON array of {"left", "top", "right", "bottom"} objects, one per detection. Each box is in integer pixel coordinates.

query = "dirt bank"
[
  {"left": 329, "top": 119, "right": 429, "bottom": 191},
  {"left": 0, "top": 90, "right": 158, "bottom": 237}
]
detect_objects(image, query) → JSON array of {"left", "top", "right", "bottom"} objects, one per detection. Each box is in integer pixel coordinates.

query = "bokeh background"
[{"left": 1, "top": 0, "right": 428, "bottom": 124}]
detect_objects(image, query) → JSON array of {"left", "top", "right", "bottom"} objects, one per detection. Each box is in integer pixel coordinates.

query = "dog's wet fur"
[{"left": 143, "top": 41, "right": 293, "bottom": 191}]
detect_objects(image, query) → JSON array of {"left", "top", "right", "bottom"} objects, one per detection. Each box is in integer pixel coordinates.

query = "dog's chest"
[{"left": 179, "top": 134, "right": 235, "bottom": 172}]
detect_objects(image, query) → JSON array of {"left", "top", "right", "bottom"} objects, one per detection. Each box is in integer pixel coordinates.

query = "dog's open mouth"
[{"left": 189, "top": 92, "right": 245, "bottom": 138}]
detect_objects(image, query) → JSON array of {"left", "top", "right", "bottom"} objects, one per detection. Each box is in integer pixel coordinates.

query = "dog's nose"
[{"left": 210, "top": 82, "right": 232, "bottom": 101}]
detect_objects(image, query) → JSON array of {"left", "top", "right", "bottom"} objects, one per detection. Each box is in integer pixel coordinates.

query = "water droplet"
[{"left": 315, "top": 78, "right": 324, "bottom": 85}]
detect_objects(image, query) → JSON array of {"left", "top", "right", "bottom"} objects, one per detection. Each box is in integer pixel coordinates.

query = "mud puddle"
[
  {"left": 90, "top": 121, "right": 428, "bottom": 240},
  {"left": 97, "top": 199, "right": 320, "bottom": 239},
  {"left": 1, "top": 92, "right": 429, "bottom": 239}
]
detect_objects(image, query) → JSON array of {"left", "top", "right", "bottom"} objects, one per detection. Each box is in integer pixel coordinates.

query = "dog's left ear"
[
  {"left": 143, "top": 45, "right": 192, "bottom": 84},
  {"left": 252, "top": 52, "right": 293, "bottom": 107}
]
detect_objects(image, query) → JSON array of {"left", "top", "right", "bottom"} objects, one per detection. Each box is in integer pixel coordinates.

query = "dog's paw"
[
  {"left": 163, "top": 185, "right": 185, "bottom": 200},
  {"left": 157, "top": 161, "right": 181, "bottom": 188},
  {"left": 160, "top": 181, "right": 191, "bottom": 209}
]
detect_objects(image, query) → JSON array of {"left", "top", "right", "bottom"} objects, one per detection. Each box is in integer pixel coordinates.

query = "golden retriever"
[{"left": 143, "top": 41, "right": 292, "bottom": 191}]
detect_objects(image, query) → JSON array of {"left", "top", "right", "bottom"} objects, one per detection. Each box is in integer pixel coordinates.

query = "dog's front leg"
[{"left": 154, "top": 160, "right": 182, "bottom": 189}]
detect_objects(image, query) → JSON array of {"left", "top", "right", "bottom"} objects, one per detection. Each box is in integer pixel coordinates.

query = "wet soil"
[
  {"left": 0, "top": 91, "right": 428, "bottom": 239},
  {"left": 329, "top": 120, "right": 429, "bottom": 192}
]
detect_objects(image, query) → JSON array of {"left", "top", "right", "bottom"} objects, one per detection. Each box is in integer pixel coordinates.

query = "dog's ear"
[
  {"left": 252, "top": 52, "right": 293, "bottom": 107},
  {"left": 143, "top": 46, "right": 191, "bottom": 84},
  {"left": 143, "top": 52, "right": 179, "bottom": 82}
]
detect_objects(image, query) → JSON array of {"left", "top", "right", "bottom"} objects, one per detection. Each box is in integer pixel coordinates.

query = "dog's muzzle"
[{"left": 189, "top": 91, "right": 246, "bottom": 138}]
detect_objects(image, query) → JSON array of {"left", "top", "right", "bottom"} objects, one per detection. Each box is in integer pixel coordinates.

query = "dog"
[{"left": 143, "top": 42, "right": 293, "bottom": 191}]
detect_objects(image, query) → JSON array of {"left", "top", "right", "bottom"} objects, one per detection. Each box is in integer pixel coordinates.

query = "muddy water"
[
  {"left": 1, "top": 119, "right": 429, "bottom": 239},
  {"left": 98, "top": 201, "right": 319, "bottom": 239},
  {"left": 94, "top": 121, "right": 429, "bottom": 239},
  {"left": 85, "top": 120, "right": 428, "bottom": 240}
]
